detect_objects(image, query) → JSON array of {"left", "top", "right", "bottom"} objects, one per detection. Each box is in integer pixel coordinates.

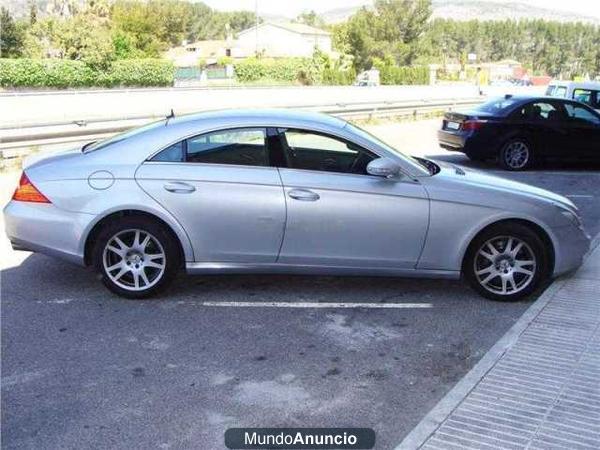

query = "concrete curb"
[{"left": 395, "top": 231, "right": 599, "bottom": 450}]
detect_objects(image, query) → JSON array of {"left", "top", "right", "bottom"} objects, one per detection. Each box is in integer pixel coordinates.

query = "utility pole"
[{"left": 255, "top": 0, "right": 259, "bottom": 56}]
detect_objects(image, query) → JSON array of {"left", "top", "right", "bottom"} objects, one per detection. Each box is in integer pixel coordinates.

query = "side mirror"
[{"left": 367, "top": 157, "right": 401, "bottom": 178}]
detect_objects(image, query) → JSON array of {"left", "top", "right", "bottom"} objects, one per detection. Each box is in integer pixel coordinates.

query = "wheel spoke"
[
  {"left": 514, "top": 266, "right": 534, "bottom": 275},
  {"left": 505, "top": 237, "right": 514, "bottom": 253},
  {"left": 133, "top": 272, "right": 140, "bottom": 289},
  {"left": 476, "top": 265, "right": 494, "bottom": 276},
  {"left": 113, "top": 266, "right": 129, "bottom": 281},
  {"left": 107, "top": 245, "right": 124, "bottom": 257},
  {"left": 114, "top": 236, "right": 128, "bottom": 251},
  {"left": 145, "top": 261, "right": 165, "bottom": 269},
  {"left": 481, "top": 272, "right": 498, "bottom": 285},
  {"left": 511, "top": 242, "right": 524, "bottom": 257},
  {"left": 133, "top": 230, "right": 141, "bottom": 248},
  {"left": 139, "top": 269, "right": 150, "bottom": 287},
  {"left": 486, "top": 242, "right": 499, "bottom": 256},
  {"left": 140, "top": 234, "right": 151, "bottom": 250},
  {"left": 500, "top": 276, "right": 508, "bottom": 294},
  {"left": 507, "top": 273, "right": 517, "bottom": 291},
  {"left": 107, "top": 262, "right": 123, "bottom": 272}
]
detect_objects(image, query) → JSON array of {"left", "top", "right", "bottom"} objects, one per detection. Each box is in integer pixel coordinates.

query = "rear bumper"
[
  {"left": 3, "top": 200, "right": 94, "bottom": 266},
  {"left": 437, "top": 129, "right": 467, "bottom": 152}
]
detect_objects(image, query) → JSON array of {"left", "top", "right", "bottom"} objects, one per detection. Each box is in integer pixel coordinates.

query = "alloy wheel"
[
  {"left": 473, "top": 235, "right": 537, "bottom": 296},
  {"left": 102, "top": 229, "right": 166, "bottom": 291},
  {"left": 503, "top": 141, "right": 530, "bottom": 169}
]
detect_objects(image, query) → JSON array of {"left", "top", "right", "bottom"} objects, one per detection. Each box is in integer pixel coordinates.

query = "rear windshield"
[
  {"left": 473, "top": 97, "right": 521, "bottom": 114},
  {"left": 84, "top": 119, "right": 167, "bottom": 152}
]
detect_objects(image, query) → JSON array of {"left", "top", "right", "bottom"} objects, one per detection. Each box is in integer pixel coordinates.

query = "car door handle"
[
  {"left": 288, "top": 189, "right": 320, "bottom": 201},
  {"left": 163, "top": 182, "right": 196, "bottom": 193}
]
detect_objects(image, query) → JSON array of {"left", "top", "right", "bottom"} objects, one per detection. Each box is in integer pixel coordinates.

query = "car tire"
[
  {"left": 93, "top": 216, "right": 180, "bottom": 299},
  {"left": 463, "top": 223, "right": 551, "bottom": 302},
  {"left": 499, "top": 138, "right": 535, "bottom": 171}
]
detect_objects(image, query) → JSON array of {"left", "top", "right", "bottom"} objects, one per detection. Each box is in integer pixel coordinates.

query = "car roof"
[
  {"left": 165, "top": 108, "right": 348, "bottom": 130},
  {"left": 548, "top": 80, "right": 600, "bottom": 89}
]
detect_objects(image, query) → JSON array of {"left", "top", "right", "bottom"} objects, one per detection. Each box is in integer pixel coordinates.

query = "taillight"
[
  {"left": 462, "top": 120, "right": 488, "bottom": 131},
  {"left": 12, "top": 172, "right": 51, "bottom": 203}
]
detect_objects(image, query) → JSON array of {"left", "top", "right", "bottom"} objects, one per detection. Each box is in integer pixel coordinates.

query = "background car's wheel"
[
  {"left": 499, "top": 138, "right": 534, "bottom": 171},
  {"left": 463, "top": 222, "right": 551, "bottom": 301},
  {"left": 93, "top": 216, "right": 179, "bottom": 299}
]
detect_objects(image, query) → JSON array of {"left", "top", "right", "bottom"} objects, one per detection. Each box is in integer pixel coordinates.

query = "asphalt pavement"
[{"left": 1, "top": 120, "right": 599, "bottom": 450}]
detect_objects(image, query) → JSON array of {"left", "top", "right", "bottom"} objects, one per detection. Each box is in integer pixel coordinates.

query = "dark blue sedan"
[{"left": 438, "top": 95, "right": 600, "bottom": 170}]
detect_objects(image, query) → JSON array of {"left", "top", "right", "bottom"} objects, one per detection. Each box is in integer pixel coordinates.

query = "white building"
[
  {"left": 165, "top": 22, "right": 333, "bottom": 67},
  {"left": 234, "top": 22, "right": 332, "bottom": 58}
]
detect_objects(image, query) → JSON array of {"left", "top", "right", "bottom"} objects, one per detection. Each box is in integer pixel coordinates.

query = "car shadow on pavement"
[{"left": 2, "top": 252, "right": 492, "bottom": 306}]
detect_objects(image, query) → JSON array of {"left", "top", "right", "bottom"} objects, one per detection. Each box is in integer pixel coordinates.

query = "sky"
[{"left": 200, "top": 0, "right": 600, "bottom": 19}]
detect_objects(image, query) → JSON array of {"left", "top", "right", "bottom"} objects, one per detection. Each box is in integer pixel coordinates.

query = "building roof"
[{"left": 237, "top": 21, "right": 331, "bottom": 38}]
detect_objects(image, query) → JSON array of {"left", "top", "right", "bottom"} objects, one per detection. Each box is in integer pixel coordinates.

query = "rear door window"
[
  {"left": 150, "top": 128, "right": 270, "bottom": 167},
  {"left": 511, "top": 102, "right": 564, "bottom": 122}
]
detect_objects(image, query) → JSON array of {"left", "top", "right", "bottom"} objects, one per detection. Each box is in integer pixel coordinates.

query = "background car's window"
[
  {"left": 554, "top": 86, "right": 567, "bottom": 98},
  {"left": 573, "top": 89, "right": 593, "bottom": 106},
  {"left": 278, "top": 129, "right": 376, "bottom": 175},
  {"left": 564, "top": 104, "right": 600, "bottom": 126},
  {"left": 151, "top": 141, "right": 184, "bottom": 162},
  {"left": 187, "top": 128, "right": 268, "bottom": 166},
  {"left": 513, "top": 102, "right": 562, "bottom": 121},
  {"left": 473, "top": 97, "right": 520, "bottom": 114}
]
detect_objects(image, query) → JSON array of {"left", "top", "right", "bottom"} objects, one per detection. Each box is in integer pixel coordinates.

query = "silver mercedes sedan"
[{"left": 4, "top": 109, "right": 590, "bottom": 301}]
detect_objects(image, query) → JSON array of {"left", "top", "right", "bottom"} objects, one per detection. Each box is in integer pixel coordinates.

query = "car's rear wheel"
[
  {"left": 463, "top": 223, "right": 550, "bottom": 301},
  {"left": 499, "top": 139, "right": 534, "bottom": 171},
  {"left": 93, "top": 217, "right": 179, "bottom": 299}
]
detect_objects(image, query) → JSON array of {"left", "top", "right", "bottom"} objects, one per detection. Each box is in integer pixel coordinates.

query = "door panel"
[
  {"left": 277, "top": 168, "right": 430, "bottom": 268},
  {"left": 136, "top": 163, "right": 286, "bottom": 263}
]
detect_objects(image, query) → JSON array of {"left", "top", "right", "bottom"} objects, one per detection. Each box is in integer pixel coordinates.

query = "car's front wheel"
[
  {"left": 464, "top": 223, "right": 550, "bottom": 301},
  {"left": 499, "top": 138, "right": 534, "bottom": 171},
  {"left": 93, "top": 217, "right": 179, "bottom": 299}
]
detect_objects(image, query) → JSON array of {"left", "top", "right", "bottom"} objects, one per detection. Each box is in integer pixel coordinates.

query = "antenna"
[{"left": 166, "top": 109, "right": 175, "bottom": 120}]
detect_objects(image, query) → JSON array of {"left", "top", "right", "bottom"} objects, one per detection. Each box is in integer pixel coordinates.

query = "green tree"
[
  {"left": 0, "top": 7, "right": 25, "bottom": 57},
  {"left": 344, "top": 0, "right": 432, "bottom": 71},
  {"left": 295, "top": 10, "right": 326, "bottom": 29}
]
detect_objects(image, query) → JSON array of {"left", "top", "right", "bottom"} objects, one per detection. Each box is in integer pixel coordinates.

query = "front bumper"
[
  {"left": 552, "top": 224, "right": 591, "bottom": 277},
  {"left": 3, "top": 200, "right": 95, "bottom": 266}
]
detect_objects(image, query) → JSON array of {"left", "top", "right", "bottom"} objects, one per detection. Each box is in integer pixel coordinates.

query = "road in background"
[
  {"left": 0, "top": 84, "right": 543, "bottom": 127},
  {"left": 2, "top": 118, "right": 598, "bottom": 450}
]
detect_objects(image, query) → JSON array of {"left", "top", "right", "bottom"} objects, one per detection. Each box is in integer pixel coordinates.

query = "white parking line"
[{"left": 199, "top": 301, "right": 433, "bottom": 309}]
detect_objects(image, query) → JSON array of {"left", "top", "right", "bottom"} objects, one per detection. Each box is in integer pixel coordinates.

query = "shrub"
[
  {"left": 321, "top": 67, "right": 356, "bottom": 85},
  {"left": 0, "top": 58, "right": 174, "bottom": 88},
  {"left": 101, "top": 59, "right": 174, "bottom": 87},
  {"left": 0, "top": 59, "right": 96, "bottom": 88},
  {"left": 234, "top": 57, "right": 311, "bottom": 83},
  {"left": 378, "top": 65, "right": 428, "bottom": 85},
  {"left": 233, "top": 57, "right": 355, "bottom": 86}
]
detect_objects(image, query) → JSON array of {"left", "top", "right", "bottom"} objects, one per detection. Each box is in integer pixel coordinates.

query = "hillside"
[{"left": 320, "top": 0, "right": 600, "bottom": 24}]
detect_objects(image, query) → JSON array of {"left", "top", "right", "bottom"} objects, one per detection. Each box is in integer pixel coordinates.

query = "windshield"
[
  {"left": 344, "top": 123, "right": 432, "bottom": 175},
  {"left": 83, "top": 119, "right": 167, "bottom": 152},
  {"left": 473, "top": 97, "right": 521, "bottom": 114}
]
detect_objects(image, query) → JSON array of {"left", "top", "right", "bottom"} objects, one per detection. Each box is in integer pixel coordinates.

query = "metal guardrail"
[{"left": 0, "top": 97, "right": 482, "bottom": 165}]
